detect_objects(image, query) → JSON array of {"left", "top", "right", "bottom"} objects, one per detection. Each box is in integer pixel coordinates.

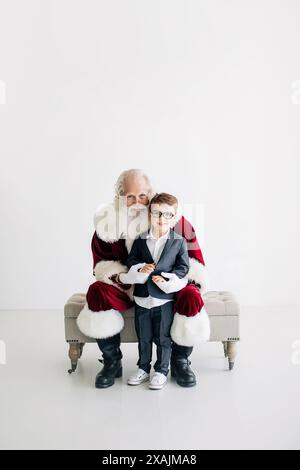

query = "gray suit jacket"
[{"left": 126, "top": 229, "right": 189, "bottom": 300}]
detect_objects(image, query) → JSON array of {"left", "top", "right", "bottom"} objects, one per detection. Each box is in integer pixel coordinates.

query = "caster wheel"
[{"left": 68, "top": 364, "right": 77, "bottom": 374}]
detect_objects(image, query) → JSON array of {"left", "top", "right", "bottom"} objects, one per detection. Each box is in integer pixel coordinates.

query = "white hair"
[{"left": 114, "top": 169, "right": 155, "bottom": 206}]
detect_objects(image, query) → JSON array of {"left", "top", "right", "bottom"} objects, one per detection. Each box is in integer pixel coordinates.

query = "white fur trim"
[
  {"left": 94, "top": 260, "right": 128, "bottom": 285},
  {"left": 76, "top": 304, "right": 124, "bottom": 339},
  {"left": 187, "top": 257, "right": 209, "bottom": 294},
  {"left": 170, "top": 309, "right": 210, "bottom": 347}
]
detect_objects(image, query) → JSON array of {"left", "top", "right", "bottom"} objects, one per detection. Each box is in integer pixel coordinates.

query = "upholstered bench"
[{"left": 64, "top": 291, "right": 240, "bottom": 374}]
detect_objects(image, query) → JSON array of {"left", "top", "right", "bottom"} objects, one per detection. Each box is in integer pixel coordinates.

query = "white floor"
[{"left": 0, "top": 306, "right": 300, "bottom": 450}]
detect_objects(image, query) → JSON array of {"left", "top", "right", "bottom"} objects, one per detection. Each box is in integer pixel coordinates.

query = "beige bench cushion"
[
  {"left": 64, "top": 290, "right": 240, "bottom": 343},
  {"left": 203, "top": 291, "right": 240, "bottom": 316}
]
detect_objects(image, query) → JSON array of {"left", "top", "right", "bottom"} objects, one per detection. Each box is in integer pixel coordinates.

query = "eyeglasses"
[{"left": 150, "top": 210, "right": 175, "bottom": 220}]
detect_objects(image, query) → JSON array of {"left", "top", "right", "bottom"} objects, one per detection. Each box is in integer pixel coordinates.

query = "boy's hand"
[
  {"left": 140, "top": 263, "right": 156, "bottom": 274},
  {"left": 152, "top": 275, "right": 166, "bottom": 283}
]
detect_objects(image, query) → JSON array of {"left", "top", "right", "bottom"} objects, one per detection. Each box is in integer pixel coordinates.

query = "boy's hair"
[{"left": 149, "top": 192, "right": 178, "bottom": 210}]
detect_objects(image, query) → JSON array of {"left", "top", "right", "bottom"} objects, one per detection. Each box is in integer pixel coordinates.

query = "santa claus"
[{"left": 77, "top": 169, "right": 210, "bottom": 388}]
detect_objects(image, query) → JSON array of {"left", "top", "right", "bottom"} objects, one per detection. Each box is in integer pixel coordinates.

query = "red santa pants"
[{"left": 86, "top": 281, "right": 204, "bottom": 317}]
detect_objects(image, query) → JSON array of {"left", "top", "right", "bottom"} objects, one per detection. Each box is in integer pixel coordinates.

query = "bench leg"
[
  {"left": 79, "top": 343, "right": 84, "bottom": 358},
  {"left": 222, "top": 341, "right": 228, "bottom": 358},
  {"left": 68, "top": 343, "right": 81, "bottom": 374},
  {"left": 227, "top": 341, "right": 237, "bottom": 370}
]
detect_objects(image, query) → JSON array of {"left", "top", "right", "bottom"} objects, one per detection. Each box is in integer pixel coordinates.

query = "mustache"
[{"left": 127, "top": 203, "right": 149, "bottom": 216}]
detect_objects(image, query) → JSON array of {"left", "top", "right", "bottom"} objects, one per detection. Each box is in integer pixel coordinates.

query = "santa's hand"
[
  {"left": 119, "top": 263, "right": 149, "bottom": 284},
  {"left": 156, "top": 272, "right": 188, "bottom": 294}
]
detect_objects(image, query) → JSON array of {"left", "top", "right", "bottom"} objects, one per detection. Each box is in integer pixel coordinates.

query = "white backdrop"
[{"left": 0, "top": 0, "right": 300, "bottom": 309}]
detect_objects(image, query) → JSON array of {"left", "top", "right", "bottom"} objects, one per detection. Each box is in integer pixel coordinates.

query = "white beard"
[
  {"left": 94, "top": 202, "right": 150, "bottom": 252},
  {"left": 120, "top": 203, "right": 150, "bottom": 252}
]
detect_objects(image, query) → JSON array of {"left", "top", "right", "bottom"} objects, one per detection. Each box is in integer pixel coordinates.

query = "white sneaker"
[
  {"left": 128, "top": 369, "right": 150, "bottom": 386},
  {"left": 149, "top": 372, "right": 167, "bottom": 390}
]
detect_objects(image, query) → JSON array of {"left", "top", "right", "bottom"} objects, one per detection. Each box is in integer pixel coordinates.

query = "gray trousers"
[{"left": 134, "top": 301, "right": 174, "bottom": 376}]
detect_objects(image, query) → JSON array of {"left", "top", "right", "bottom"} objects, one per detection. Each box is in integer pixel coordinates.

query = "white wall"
[{"left": 0, "top": 0, "right": 300, "bottom": 309}]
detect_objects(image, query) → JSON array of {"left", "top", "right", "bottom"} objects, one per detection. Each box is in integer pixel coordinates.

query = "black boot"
[
  {"left": 95, "top": 334, "right": 123, "bottom": 389},
  {"left": 171, "top": 343, "right": 196, "bottom": 388}
]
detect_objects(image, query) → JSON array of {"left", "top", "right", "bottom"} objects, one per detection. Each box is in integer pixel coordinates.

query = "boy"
[{"left": 121, "top": 193, "right": 189, "bottom": 390}]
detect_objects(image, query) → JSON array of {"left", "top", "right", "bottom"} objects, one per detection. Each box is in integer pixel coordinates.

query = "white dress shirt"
[{"left": 134, "top": 228, "right": 174, "bottom": 309}]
